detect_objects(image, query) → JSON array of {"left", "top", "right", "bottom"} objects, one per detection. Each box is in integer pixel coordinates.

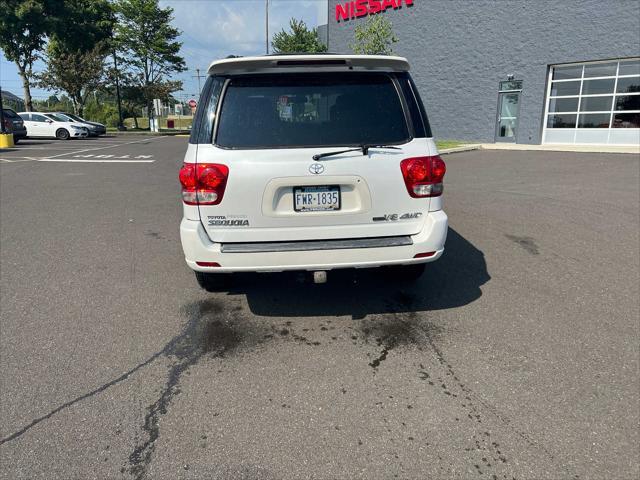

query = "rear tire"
[
  {"left": 387, "top": 263, "right": 426, "bottom": 282},
  {"left": 56, "top": 128, "right": 70, "bottom": 140},
  {"left": 195, "top": 271, "right": 231, "bottom": 292}
]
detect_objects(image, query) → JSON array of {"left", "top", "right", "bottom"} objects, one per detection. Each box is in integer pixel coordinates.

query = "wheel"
[
  {"left": 56, "top": 128, "right": 70, "bottom": 140},
  {"left": 194, "top": 271, "right": 231, "bottom": 292},
  {"left": 386, "top": 263, "right": 426, "bottom": 282}
]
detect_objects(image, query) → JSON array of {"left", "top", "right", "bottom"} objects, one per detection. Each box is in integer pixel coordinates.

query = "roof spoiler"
[{"left": 207, "top": 55, "right": 410, "bottom": 75}]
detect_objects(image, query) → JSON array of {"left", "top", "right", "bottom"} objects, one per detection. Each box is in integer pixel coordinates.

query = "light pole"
[
  {"left": 113, "top": 48, "right": 125, "bottom": 131},
  {"left": 0, "top": 85, "right": 6, "bottom": 134},
  {"left": 266, "top": 0, "right": 269, "bottom": 54}
]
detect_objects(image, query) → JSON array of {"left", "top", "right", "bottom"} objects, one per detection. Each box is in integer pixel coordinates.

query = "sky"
[{"left": 0, "top": 0, "right": 329, "bottom": 103}]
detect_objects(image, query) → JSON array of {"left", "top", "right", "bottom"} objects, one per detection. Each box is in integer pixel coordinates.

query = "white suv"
[{"left": 179, "top": 55, "right": 448, "bottom": 289}]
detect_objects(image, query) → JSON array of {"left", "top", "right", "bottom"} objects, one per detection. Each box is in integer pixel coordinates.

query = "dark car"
[
  {"left": 60, "top": 113, "right": 107, "bottom": 136},
  {"left": 2, "top": 108, "right": 27, "bottom": 143}
]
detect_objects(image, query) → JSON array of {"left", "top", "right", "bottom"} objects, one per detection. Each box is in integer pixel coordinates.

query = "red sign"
[
  {"left": 188, "top": 99, "right": 197, "bottom": 108},
  {"left": 336, "top": 0, "right": 413, "bottom": 22}
]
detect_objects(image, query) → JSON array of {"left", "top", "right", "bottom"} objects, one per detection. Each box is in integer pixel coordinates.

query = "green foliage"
[
  {"left": 271, "top": 18, "right": 327, "bottom": 54},
  {"left": 0, "top": 0, "right": 114, "bottom": 112},
  {"left": 84, "top": 102, "right": 120, "bottom": 127},
  {"left": 37, "top": 42, "right": 108, "bottom": 116},
  {"left": 0, "top": 0, "right": 51, "bottom": 110},
  {"left": 33, "top": 94, "right": 74, "bottom": 113},
  {"left": 114, "top": 0, "right": 186, "bottom": 117},
  {"left": 50, "top": 0, "right": 114, "bottom": 53},
  {"left": 351, "top": 15, "right": 399, "bottom": 55}
]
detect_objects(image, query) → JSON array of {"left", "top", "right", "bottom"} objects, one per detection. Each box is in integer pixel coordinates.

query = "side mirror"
[{"left": 46, "top": 119, "right": 53, "bottom": 123}]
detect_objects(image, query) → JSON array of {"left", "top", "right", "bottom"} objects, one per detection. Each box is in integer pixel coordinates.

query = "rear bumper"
[
  {"left": 180, "top": 210, "right": 448, "bottom": 273},
  {"left": 12, "top": 128, "right": 27, "bottom": 140}
]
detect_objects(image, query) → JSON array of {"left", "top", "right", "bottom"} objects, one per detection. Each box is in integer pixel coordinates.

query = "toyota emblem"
[{"left": 309, "top": 163, "right": 325, "bottom": 174}]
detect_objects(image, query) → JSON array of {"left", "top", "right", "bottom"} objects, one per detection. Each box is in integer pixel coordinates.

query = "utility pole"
[
  {"left": 113, "top": 48, "right": 125, "bottom": 130},
  {"left": 266, "top": 0, "right": 269, "bottom": 54},
  {"left": 192, "top": 68, "right": 205, "bottom": 94},
  {"left": 0, "top": 85, "right": 6, "bottom": 134}
]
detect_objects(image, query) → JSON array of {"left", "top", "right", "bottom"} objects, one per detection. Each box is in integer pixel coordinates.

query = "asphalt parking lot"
[{"left": 0, "top": 136, "right": 638, "bottom": 480}]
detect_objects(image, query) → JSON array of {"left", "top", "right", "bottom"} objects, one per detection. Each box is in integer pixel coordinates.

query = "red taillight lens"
[
  {"left": 179, "top": 163, "right": 196, "bottom": 188},
  {"left": 179, "top": 163, "right": 229, "bottom": 205},
  {"left": 400, "top": 156, "right": 446, "bottom": 198},
  {"left": 414, "top": 252, "right": 436, "bottom": 258}
]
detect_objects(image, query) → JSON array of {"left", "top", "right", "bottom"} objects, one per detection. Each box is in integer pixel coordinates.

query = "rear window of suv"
[
  {"left": 215, "top": 73, "right": 410, "bottom": 149},
  {"left": 2, "top": 109, "right": 19, "bottom": 119}
]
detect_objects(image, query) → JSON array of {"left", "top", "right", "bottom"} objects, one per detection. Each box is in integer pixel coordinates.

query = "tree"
[
  {"left": 114, "top": 0, "right": 186, "bottom": 125},
  {"left": 49, "top": 0, "right": 114, "bottom": 51},
  {"left": 0, "top": 0, "right": 52, "bottom": 111},
  {"left": 272, "top": 19, "right": 327, "bottom": 54},
  {"left": 35, "top": 0, "right": 114, "bottom": 116},
  {"left": 351, "top": 15, "right": 398, "bottom": 55},
  {"left": 0, "top": 0, "right": 114, "bottom": 112},
  {"left": 37, "top": 42, "right": 108, "bottom": 116}
]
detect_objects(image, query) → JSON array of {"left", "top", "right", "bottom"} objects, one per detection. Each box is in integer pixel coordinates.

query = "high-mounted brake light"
[
  {"left": 400, "top": 156, "right": 446, "bottom": 198},
  {"left": 179, "top": 163, "right": 229, "bottom": 205}
]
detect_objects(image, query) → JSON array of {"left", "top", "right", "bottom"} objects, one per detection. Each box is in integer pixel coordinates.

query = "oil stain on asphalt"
[
  {"left": 505, "top": 234, "right": 540, "bottom": 255},
  {"left": 126, "top": 299, "right": 268, "bottom": 479}
]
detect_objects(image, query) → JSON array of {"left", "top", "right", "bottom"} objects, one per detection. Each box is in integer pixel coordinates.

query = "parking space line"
[
  {"left": 4, "top": 147, "right": 100, "bottom": 150},
  {"left": 43, "top": 136, "right": 168, "bottom": 160},
  {"left": 37, "top": 158, "right": 155, "bottom": 163},
  {"left": 0, "top": 156, "right": 42, "bottom": 163}
]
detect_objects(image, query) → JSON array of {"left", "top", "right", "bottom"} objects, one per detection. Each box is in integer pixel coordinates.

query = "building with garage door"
[{"left": 326, "top": 0, "right": 640, "bottom": 145}]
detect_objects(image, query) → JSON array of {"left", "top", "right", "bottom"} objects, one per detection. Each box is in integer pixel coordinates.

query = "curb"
[
  {"left": 438, "top": 144, "right": 481, "bottom": 155},
  {"left": 105, "top": 130, "right": 190, "bottom": 136},
  {"left": 478, "top": 143, "right": 640, "bottom": 155}
]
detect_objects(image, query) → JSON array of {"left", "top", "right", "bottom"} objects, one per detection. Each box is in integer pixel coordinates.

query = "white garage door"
[{"left": 542, "top": 58, "right": 639, "bottom": 145}]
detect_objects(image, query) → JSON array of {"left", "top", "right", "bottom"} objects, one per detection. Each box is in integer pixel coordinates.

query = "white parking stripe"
[
  {"left": 37, "top": 158, "right": 155, "bottom": 163},
  {"left": 42, "top": 136, "right": 167, "bottom": 159}
]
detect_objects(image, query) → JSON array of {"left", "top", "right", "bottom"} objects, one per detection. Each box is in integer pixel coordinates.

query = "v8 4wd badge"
[{"left": 372, "top": 212, "right": 422, "bottom": 222}]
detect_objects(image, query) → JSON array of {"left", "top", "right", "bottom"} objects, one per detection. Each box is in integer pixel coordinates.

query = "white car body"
[
  {"left": 55, "top": 113, "right": 105, "bottom": 136},
  {"left": 179, "top": 55, "right": 448, "bottom": 284},
  {"left": 19, "top": 112, "right": 89, "bottom": 139}
]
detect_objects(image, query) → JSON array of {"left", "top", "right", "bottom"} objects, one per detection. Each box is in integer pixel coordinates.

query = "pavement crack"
[
  {"left": 421, "top": 333, "right": 575, "bottom": 478},
  {"left": 0, "top": 350, "right": 164, "bottom": 445},
  {"left": 126, "top": 299, "right": 255, "bottom": 480}
]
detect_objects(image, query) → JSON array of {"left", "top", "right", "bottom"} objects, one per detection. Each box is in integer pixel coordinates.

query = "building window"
[{"left": 543, "top": 58, "right": 640, "bottom": 145}]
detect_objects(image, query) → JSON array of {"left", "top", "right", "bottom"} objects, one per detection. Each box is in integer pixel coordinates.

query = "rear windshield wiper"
[{"left": 313, "top": 145, "right": 401, "bottom": 161}]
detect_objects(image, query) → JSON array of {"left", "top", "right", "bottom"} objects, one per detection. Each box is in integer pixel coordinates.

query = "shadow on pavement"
[{"left": 225, "top": 228, "right": 490, "bottom": 318}]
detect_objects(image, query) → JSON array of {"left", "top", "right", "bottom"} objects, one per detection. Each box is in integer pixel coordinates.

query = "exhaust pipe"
[{"left": 313, "top": 271, "right": 327, "bottom": 284}]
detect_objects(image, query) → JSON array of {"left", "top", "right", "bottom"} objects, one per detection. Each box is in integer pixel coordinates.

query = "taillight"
[
  {"left": 400, "top": 156, "right": 446, "bottom": 198},
  {"left": 179, "top": 163, "right": 229, "bottom": 205}
]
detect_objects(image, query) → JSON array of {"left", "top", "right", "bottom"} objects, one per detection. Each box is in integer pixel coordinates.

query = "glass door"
[{"left": 495, "top": 92, "right": 520, "bottom": 142}]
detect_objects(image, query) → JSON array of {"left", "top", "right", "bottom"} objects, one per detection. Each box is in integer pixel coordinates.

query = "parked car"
[
  {"left": 179, "top": 54, "right": 448, "bottom": 290},
  {"left": 58, "top": 112, "right": 106, "bottom": 136},
  {"left": 1, "top": 108, "right": 27, "bottom": 143},
  {"left": 19, "top": 112, "right": 89, "bottom": 139}
]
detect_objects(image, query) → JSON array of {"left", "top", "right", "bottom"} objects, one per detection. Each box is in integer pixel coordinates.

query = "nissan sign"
[{"left": 335, "top": 0, "right": 414, "bottom": 22}]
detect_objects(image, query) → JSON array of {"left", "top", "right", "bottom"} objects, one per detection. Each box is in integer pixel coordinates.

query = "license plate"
[{"left": 294, "top": 185, "right": 341, "bottom": 212}]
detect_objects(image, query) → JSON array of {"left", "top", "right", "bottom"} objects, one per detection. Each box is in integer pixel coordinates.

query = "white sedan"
[{"left": 18, "top": 112, "right": 89, "bottom": 140}]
